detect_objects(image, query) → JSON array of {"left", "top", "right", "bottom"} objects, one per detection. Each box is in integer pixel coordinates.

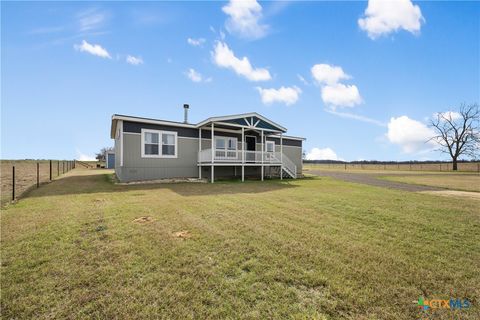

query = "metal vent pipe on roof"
[{"left": 183, "top": 104, "right": 189, "bottom": 123}]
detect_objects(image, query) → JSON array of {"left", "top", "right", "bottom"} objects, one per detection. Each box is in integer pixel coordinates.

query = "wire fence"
[
  {"left": 303, "top": 161, "right": 480, "bottom": 173},
  {"left": 1, "top": 160, "right": 76, "bottom": 206}
]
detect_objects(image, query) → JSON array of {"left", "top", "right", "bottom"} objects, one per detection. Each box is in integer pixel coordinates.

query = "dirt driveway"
[{"left": 308, "top": 170, "right": 443, "bottom": 192}]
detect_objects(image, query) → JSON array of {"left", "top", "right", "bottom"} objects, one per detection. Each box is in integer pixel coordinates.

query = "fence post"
[
  {"left": 57, "top": 161, "right": 59, "bottom": 176},
  {"left": 63, "top": 161, "right": 65, "bottom": 174},
  {"left": 37, "top": 162, "right": 39, "bottom": 188},
  {"left": 49, "top": 160, "right": 52, "bottom": 180},
  {"left": 12, "top": 166, "right": 15, "bottom": 201}
]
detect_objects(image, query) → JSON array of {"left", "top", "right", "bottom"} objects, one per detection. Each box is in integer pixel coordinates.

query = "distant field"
[
  {"left": 304, "top": 162, "right": 480, "bottom": 173},
  {"left": 1, "top": 160, "right": 76, "bottom": 206},
  {"left": 381, "top": 174, "right": 480, "bottom": 192}
]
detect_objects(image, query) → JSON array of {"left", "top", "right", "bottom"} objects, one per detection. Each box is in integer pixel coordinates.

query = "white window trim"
[
  {"left": 141, "top": 128, "right": 178, "bottom": 158},
  {"left": 214, "top": 136, "right": 238, "bottom": 150},
  {"left": 266, "top": 140, "right": 275, "bottom": 152},
  {"left": 214, "top": 135, "right": 238, "bottom": 159}
]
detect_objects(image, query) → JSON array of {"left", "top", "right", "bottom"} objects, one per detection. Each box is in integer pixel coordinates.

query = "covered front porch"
[{"left": 196, "top": 113, "right": 297, "bottom": 183}]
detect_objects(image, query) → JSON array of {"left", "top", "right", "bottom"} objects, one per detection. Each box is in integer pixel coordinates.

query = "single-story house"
[{"left": 110, "top": 105, "right": 305, "bottom": 183}]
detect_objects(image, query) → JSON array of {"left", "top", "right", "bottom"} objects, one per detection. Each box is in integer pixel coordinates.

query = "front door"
[
  {"left": 245, "top": 136, "right": 256, "bottom": 162},
  {"left": 245, "top": 136, "right": 256, "bottom": 151}
]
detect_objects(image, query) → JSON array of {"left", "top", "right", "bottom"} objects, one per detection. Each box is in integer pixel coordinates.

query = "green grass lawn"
[
  {"left": 1, "top": 169, "right": 479, "bottom": 319},
  {"left": 380, "top": 174, "right": 480, "bottom": 192}
]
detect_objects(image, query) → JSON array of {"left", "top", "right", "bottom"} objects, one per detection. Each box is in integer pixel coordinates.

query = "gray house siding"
[
  {"left": 121, "top": 133, "right": 199, "bottom": 181},
  {"left": 114, "top": 119, "right": 303, "bottom": 182}
]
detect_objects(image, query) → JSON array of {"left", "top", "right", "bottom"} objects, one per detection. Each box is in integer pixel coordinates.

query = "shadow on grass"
[{"left": 24, "top": 169, "right": 300, "bottom": 199}]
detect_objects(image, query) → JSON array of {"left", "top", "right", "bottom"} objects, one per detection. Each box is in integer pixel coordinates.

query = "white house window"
[
  {"left": 266, "top": 141, "right": 275, "bottom": 152},
  {"left": 215, "top": 136, "right": 237, "bottom": 150},
  {"left": 144, "top": 132, "right": 159, "bottom": 155},
  {"left": 215, "top": 137, "right": 226, "bottom": 150},
  {"left": 227, "top": 138, "right": 237, "bottom": 150},
  {"left": 141, "top": 129, "right": 177, "bottom": 158},
  {"left": 162, "top": 133, "right": 176, "bottom": 156},
  {"left": 215, "top": 136, "right": 237, "bottom": 159}
]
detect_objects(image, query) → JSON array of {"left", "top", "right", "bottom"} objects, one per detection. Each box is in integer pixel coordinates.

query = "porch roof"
[{"left": 196, "top": 112, "right": 287, "bottom": 133}]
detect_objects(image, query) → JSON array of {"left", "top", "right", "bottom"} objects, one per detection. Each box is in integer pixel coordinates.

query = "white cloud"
[
  {"left": 325, "top": 109, "right": 386, "bottom": 127},
  {"left": 76, "top": 149, "right": 96, "bottom": 161},
  {"left": 186, "top": 68, "right": 202, "bottom": 82},
  {"left": 74, "top": 40, "right": 111, "bottom": 59},
  {"left": 126, "top": 55, "right": 143, "bottom": 65},
  {"left": 386, "top": 116, "right": 436, "bottom": 153},
  {"left": 212, "top": 41, "right": 271, "bottom": 81},
  {"left": 187, "top": 37, "right": 206, "bottom": 47},
  {"left": 186, "top": 68, "right": 211, "bottom": 83},
  {"left": 434, "top": 111, "right": 462, "bottom": 121},
  {"left": 77, "top": 8, "right": 106, "bottom": 32},
  {"left": 29, "top": 26, "right": 64, "bottom": 35},
  {"left": 222, "top": 0, "right": 268, "bottom": 39},
  {"left": 358, "top": 0, "right": 424, "bottom": 39},
  {"left": 256, "top": 86, "right": 301, "bottom": 106},
  {"left": 306, "top": 147, "right": 343, "bottom": 161},
  {"left": 311, "top": 63, "right": 362, "bottom": 109},
  {"left": 297, "top": 74, "right": 310, "bottom": 86},
  {"left": 311, "top": 64, "right": 350, "bottom": 85},
  {"left": 321, "top": 83, "right": 362, "bottom": 108}
]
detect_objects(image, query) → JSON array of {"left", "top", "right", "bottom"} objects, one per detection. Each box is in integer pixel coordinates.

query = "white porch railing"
[
  {"left": 198, "top": 149, "right": 282, "bottom": 164},
  {"left": 198, "top": 149, "right": 297, "bottom": 178}
]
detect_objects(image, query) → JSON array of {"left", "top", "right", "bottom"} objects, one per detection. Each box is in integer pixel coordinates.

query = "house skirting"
[{"left": 115, "top": 165, "right": 282, "bottom": 182}]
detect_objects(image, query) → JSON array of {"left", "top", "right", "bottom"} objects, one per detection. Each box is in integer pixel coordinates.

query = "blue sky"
[{"left": 1, "top": 1, "right": 479, "bottom": 161}]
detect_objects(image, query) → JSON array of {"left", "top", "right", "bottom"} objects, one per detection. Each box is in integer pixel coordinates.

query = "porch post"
[
  {"left": 198, "top": 127, "right": 202, "bottom": 179},
  {"left": 241, "top": 126, "right": 245, "bottom": 182},
  {"left": 280, "top": 133, "right": 283, "bottom": 180},
  {"left": 261, "top": 129, "right": 264, "bottom": 181},
  {"left": 211, "top": 122, "right": 214, "bottom": 183}
]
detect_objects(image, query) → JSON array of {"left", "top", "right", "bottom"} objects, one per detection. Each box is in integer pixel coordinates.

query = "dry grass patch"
[
  {"left": 420, "top": 190, "right": 480, "bottom": 200},
  {"left": 133, "top": 216, "right": 154, "bottom": 223},
  {"left": 381, "top": 174, "right": 480, "bottom": 192},
  {"left": 172, "top": 230, "right": 191, "bottom": 239}
]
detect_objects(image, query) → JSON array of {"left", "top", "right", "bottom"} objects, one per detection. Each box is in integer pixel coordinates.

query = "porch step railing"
[{"left": 281, "top": 153, "right": 297, "bottom": 179}]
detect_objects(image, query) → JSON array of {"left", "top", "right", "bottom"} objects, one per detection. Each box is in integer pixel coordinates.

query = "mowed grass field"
[
  {"left": 1, "top": 169, "right": 479, "bottom": 319},
  {"left": 381, "top": 175, "right": 480, "bottom": 192}
]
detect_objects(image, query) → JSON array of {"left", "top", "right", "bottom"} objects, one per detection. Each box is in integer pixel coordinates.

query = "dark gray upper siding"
[
  {"left": 123, "top": 121, "right": 198, "bottom": 138},
  {"left": 266, "top": 137, "right": 302, "bottom": 147},
  {"left": 122, "top": 121, "right": 302, "bottom": 146}
]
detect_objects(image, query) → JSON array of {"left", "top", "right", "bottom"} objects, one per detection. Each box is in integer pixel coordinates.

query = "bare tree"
[
  {"left": 95, "top": 147, "right": 114, "bottom": 162},
  {"left": 429, "top": 103, "right": 479, "bottom": 170}
]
